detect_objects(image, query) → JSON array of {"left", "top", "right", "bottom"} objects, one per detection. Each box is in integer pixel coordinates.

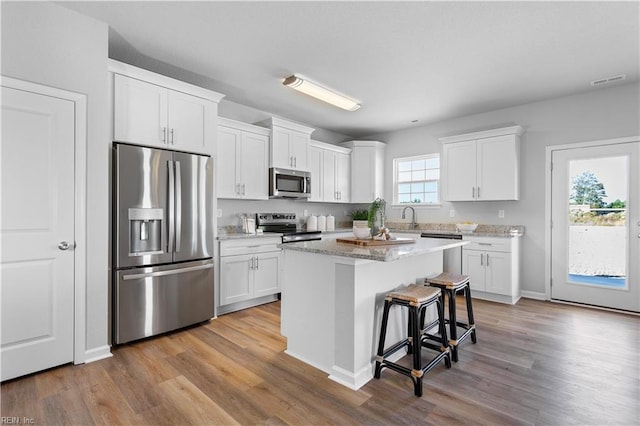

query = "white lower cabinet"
[
  {"left": 462, "top": 236, "right": 520, "bottom": 304},
  {"left": 218, "top": 237, "right": 282, "bottom": 312}
]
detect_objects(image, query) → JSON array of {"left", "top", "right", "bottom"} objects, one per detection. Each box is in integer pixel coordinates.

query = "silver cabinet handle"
[
  {"left": 242, "top": 184, "right": 246, "bottom": 195},
  {"left": 472, "top": 187, "right": 475, "bottom": 199},
  {"left": 249, "top": 257, "right": 254, "bottom": 270},
  {"left": 161, "top": 127, "right": 167, "bottom": 142},
  {"left": 255, "top": 256, "right": 259, "bottom": 270},
  {"left": 170, "top": 128, "right": 175, "bottom": 144},
  {"left": 477, "top": 186, "right": 480, "bottom": 199},
  {"left": 480, "top": 253, "right": 484, "bottom": 266},
  {"left": 58, "top": 241, "right": 71, "bottom": 251},
  {"left": 486, "top": 253, "right": 489, "bottom": 266}
]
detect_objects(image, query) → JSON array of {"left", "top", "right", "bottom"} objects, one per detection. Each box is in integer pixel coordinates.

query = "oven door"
[{"left": 269, "top": 167, "right": 311, "bottom": 199}]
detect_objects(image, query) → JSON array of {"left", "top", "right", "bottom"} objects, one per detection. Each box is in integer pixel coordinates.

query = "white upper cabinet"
[
  {"left": 217, "top": 117, "right": 269, "bottom": 200},
  {"left": 110, "top": 60, "right": 224, "bottom": 155},
  {"left": 440, "top": 125, "right": 523, "bottom": 201},
  {"left": 258, "top": 117, "right": 314, "bottom": 171},
  {"left": 309, "top": 140, "right": 351, "bottom": 203},
  {"left": 341, "top": 140, "right": 386, "bottom": 203}
]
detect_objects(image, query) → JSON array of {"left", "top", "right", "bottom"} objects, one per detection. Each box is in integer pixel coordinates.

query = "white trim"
[
  {"left": 438, "top": 125, "right": 524, "bottom": 144},
  {"left": 544, "top": 135, "right": 640, "bottom": 303},
  {"left": 108, "top": 59, "right": 225, "bottom": 103},
  {"left": 0, "top": 76, "right": 90, "bottom": 365},
  {"left": 84, "top": 345, "right": 113, "bottom": 363},
  {"left": 258, "top": 116, "right": 315, "bottom": 135},
  {"left": 309, "top": 139, "right": 352, "bottom": 154},
  {"left": 218, "top": 117, "right": 271, "bottom": 136},
  {"left": 520, "top": 291, "right": 546, "bottom": 300},
  {"left": 392, "top": 153, "right": 441, "bottom": 205}
]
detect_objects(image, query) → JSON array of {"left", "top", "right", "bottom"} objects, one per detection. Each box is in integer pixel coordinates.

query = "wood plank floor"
[{"left": 2, "top": 298, "right": 639, "bottom": 425}]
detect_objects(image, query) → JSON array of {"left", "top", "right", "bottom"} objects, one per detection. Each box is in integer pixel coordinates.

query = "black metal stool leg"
[
  {"left": 437, "top": 297, "right": 452, "bottom": 369},
  {"left": 375, "top": 299, "right": 392, "bottom": 378},
  {"left": 446, "top": 288, "right": 459, "bottom": 362},
  {"left": 410, "top": 304, "right": 423, "bottom": 397}
]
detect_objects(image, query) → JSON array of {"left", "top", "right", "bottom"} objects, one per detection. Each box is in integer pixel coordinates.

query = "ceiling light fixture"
[{"left": 282, "top": 75, "right": 361, "bottom": 111}]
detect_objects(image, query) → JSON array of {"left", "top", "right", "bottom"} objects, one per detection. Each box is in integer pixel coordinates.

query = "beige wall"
[
  {"left": 2, "top": 2, "right": 110, "bottom": 353},
  {"left": 364, "top": 83, "right": 640, "bottom": 296}
]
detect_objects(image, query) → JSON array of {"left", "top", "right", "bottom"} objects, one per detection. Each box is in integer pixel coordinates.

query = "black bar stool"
[
  {"left": 374, "top": 284, "right": 451, "bottom": 397},
  {"left": 425, "top": 272, "right": 476, "bottom": 362}
]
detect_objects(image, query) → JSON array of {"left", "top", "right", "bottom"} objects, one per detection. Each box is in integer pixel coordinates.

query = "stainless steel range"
[{"left": 256, "top": 213, "right": 322, "bottom": 243}]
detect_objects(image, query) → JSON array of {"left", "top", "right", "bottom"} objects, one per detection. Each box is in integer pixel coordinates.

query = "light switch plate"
[
  {"left": 217, "top": 209, "right": 222, "bottom": 218},
  {"left": 499, "top": 210, "right": 505, "bottom": 218},
  {"left": 449, "top": 210, "right": 455, "bottom": 217}
]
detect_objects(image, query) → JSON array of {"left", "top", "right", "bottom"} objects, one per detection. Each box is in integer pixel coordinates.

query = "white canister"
[
  {"left": 306, "top": 215, "right": 317, "bottom": 231},
  {"left": 317, "top": 214, "right": 327, "bottom": 232},
  {"left": 326, "top": 214, "right": 335, "bottom": 231}
]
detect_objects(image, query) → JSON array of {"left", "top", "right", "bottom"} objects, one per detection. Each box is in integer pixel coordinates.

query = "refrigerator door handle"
[
  {"left": 168, "top": 160, "right": 175, "bottom": 253},
  {"left": 175, "top": 160, "right": 182, "bottom": 252},
  {"left": 121, "top": 263, "right": 214, "bottom": 281}
]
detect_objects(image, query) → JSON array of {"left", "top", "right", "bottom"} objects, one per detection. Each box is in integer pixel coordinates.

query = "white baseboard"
[
  {"left": 521, "top": 291, "right": 546, "bottom": 300},
  {"left": 83, "top": 345, "right": 112, "bottom": 364}
]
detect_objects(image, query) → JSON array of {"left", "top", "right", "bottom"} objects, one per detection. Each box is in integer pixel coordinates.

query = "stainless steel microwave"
[{"left": 269, "top": 167, "right": 311, "bottom": 199}]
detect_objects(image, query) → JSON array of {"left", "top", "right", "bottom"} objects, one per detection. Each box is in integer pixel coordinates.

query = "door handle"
[
  {"left": 174, "top": 161, "right": 182, "bottom": 252},
  {"left": 58, "top": 241, "right": 71, "bottom": 250},
  {"left": 170, "top": 128, "right": 175, "bottom": 144},
  {"left": 480, "top": 253, "right": 484, "bottom": 266}
]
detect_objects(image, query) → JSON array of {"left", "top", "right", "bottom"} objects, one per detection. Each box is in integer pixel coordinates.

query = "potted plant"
[{"left": 350, "top": 209, "right": 369, "bottom": 228}]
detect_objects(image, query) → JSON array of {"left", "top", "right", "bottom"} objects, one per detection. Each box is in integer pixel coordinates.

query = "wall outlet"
[
  {"left": 303, "top": 209, "right": 309, "bottom": 217},
  {"left": 217, "top": 209, "right": 222, "bottom": 218},
  {"left": 449, "top": 210, "right": 455, "bottom": 217},
  {"left": 498, "top": 210, "right": 505, "bottom": 218}
]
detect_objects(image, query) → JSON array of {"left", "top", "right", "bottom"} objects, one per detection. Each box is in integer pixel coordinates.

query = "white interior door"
[
  {"left": 1, "top": 85, "right": 76, "bottom": 380},
  {"left": 550, "top": 141, "right": 640, "bottom": 312}
]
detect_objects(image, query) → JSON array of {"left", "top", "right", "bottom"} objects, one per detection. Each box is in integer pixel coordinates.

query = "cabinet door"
[
  {"left": 307, "top": 145, "right": 323, "bottom": 202},
  {"left": 219, "top": 255, "right": 253, "bottom": 305},
  {"left": 442, "top": 140, "right": 477, "bottom": 201},
  {"left": 167, "top": 90, "right": 212, "bottom": 154},
  {"left": 477, "top": 135, "right": 518, "bottom": 200},
  {"left": 484, "top": 251, "right": 511, "bottom": 295},
  {"left": 240, "top": 132, "right": 269, "bottom": 200},
  {"left": 322, "top": 150, "right": 337, "bottom": 201},
  {"left": 114, "top": 74, "right": 167, "bottom": 147},
  {"left": 271, "top": 127, "right": 293, "bottom": 168},
  {"left": 351, "top": 146, "right": 375, "bottom": 203},
  {"left": 253, "top": 251, "right": 281, "bottom": 298},
  {"left": 462, "top": 249, "right": 485, "bottom": 292},
  {"left": 336, "top": 151, "right": 351, "bottom": 203},
  {"left": 216, "top": 126, "right": 241, "bottom": 199},
  {"left": 290, "top": 130, "right": 309, "bottom": 170}
]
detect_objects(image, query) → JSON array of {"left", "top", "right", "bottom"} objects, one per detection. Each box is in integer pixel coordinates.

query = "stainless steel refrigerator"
[{"left": 113, "top": 143, "right": 214, "bottom": 344}]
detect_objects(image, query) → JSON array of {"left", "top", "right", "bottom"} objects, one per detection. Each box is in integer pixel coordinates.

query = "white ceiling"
[{"left": 62, "top": 1, "right": 640, "bottom": 138}]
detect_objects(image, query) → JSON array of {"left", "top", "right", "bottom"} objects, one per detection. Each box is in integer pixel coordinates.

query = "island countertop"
[{"left": 280, "top": 235, "right": 468, "bottom": 262}]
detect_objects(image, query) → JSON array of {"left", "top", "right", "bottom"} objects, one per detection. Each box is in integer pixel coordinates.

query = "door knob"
[{"left": 58, "top": 241, "right": 71, "bottom": 251}]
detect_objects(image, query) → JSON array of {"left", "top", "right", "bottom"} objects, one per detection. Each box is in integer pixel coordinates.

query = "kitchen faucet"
[{"left": 401, "top": 206, "right": 418, "bottom": 229}]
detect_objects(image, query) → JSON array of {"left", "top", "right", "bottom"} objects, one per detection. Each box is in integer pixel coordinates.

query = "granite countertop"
[
  {"left": 280, "top": 237, "right": 468, "bottom": 262},
  {"left": 385, "top": 222, "right": 524, "bottom": 238},
  {"left": 217, "top": 230, "right": 283, "bottom": 240}
]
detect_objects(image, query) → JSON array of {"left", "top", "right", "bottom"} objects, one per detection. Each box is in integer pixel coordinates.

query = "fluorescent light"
[{"left": 282, "top": 75, "right": 361, "bottom": 111}]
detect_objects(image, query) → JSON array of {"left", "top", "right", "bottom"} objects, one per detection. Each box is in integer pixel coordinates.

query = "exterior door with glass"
[{"left": 550, "top": 140, "right": 639, "bottom": 312}]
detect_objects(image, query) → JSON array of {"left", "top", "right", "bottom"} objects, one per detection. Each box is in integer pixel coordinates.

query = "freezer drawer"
[{"left": 114, "top": 259, "right": 214, "bottom": 344}]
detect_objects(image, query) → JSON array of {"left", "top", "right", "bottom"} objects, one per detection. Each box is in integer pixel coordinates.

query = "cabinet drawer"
[
  {"left": 462, "top": 237, "right": 511, "bottom": 252},
  {"left": 220, "top": 237, "right": 282, "bottom": 257}
]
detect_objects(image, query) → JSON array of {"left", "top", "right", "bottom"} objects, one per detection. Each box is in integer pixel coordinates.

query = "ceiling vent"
[{"left": 590, "top": 74, "right": 627, "bottom": 87}]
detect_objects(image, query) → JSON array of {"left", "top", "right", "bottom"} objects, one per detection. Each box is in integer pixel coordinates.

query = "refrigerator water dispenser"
[{"left": 128, "top": 208, "right": 164, "bottom": 256}]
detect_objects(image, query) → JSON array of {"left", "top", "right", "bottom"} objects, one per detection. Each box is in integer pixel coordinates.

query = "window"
[{"left": 393, "top": 154, "right": 440, "bottom": 205}]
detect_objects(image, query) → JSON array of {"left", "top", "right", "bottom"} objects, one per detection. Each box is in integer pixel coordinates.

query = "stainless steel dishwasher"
[{"left": 420, "top": 232, "right": 463, "bottom": 274}]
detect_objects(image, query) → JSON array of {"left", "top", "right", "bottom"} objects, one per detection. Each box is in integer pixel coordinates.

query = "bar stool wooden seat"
[
  {"left": 425, "top": 272, "right": 476, "bottom": 362},
  {"left": 374, "top": 284, "right": 451, "bottom": 397}
]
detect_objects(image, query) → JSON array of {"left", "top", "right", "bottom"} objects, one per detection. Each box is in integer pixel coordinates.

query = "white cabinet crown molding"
[
  {"left": 108, "top": 59, "right": 225, "bottom": 103},
  {"left": 310, "top": 140, "right": 352, "bottom": 154},
  {"left": 218, "top": 117, "right": 270, "bottom": 136},
  {"left": 256, "top": 116, "right": 315, "bottom": 135},
  {"left": 438, "top": 125, "right": 524, "bottom": 144},
  {"left": 341, "top": 140, "right": 387, "bottom": 149}
]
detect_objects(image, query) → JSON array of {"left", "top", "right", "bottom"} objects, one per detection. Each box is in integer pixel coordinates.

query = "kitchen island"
[{"left": 280, "top": 235, "right": 468, "bottom": 390}]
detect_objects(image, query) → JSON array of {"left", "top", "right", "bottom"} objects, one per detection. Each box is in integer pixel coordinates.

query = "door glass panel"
[{"left": 568, "top": 156, "right": 628, "bottom": 289}]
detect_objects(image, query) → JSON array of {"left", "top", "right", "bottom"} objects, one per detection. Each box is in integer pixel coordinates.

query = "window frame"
[{"left": 392, "top": 153, "right": 441, "bottom": 207}]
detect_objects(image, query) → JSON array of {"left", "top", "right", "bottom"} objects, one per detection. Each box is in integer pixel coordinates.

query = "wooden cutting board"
[{"left": 335, "top": 237, "right": 416, "bottom": 246}]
